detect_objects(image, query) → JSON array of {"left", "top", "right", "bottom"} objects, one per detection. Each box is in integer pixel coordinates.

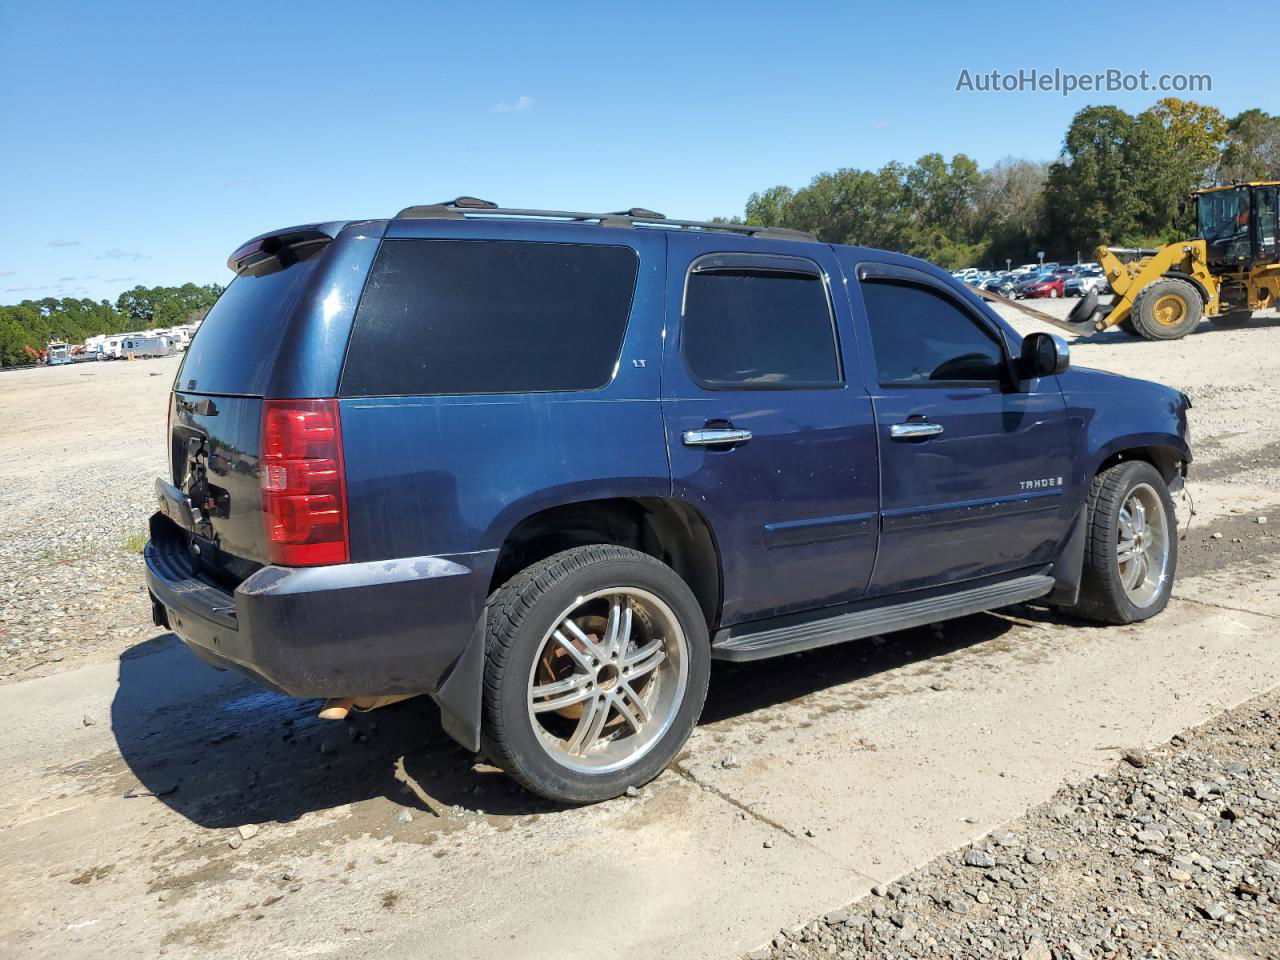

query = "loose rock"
[{"left": 736, "top": 693, "right": 1280, "bottom": 960}]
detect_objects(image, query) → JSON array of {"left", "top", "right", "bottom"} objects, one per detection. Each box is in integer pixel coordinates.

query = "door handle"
[
  {"left": 890, "top": 422, "right": 944, "bottom": 439},
  {"left": 682, "top": 427, "right": 753, "bottom": 447}
]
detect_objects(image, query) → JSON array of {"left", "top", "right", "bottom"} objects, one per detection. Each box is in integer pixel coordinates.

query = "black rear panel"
[
  {"left": 168, "top": 247, "right": 331, "bottom": 579},
  {"left": 169, "top": 391, "right": 268, "bottom": 582}
]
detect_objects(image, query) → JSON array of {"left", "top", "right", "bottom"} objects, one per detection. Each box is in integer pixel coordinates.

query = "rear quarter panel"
[{"left": 338, "top": 223, "right": 672, "bottom": 568}]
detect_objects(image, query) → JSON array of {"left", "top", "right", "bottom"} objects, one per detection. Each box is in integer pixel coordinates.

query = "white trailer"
[{"left": 120, "top": 335, "right": 177, "bottom": 358}]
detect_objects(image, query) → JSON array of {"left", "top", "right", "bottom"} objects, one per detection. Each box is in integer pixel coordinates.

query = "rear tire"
[
  {"left": 1131, "top": 278, "right": 1202, "bottom": 340},
  {"left": 481, "top": 545, "right": 710, "bottom": 804},
  {"left": 1072, "top": 461, "right": 1177, "bottom": 625}
]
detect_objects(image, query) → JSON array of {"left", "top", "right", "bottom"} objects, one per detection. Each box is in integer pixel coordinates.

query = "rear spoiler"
[{"left": 226, "top": 221, "right": 352, "bottom": 273}]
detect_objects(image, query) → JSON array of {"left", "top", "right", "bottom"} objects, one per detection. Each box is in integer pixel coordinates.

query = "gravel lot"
[
  {"left": 0, "top": 356, "right": 175, "bottom": 679},
  {"left": 1, "top": 303, "right": 1278, "bottom": 960},
  {"left": 742, "top": 691, "right": 1280, "bottom": 960}
]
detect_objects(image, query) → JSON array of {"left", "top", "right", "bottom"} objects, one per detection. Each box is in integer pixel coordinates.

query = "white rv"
[{"left": 120, "top": 335, "right": 177, "bottom": 358}]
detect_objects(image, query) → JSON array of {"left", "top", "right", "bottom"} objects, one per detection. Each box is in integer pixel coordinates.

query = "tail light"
[{"left": 260, "top": 399, "right": 349, "bottom": 566}]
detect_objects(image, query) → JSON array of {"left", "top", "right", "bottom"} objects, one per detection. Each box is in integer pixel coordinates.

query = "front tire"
[
  {"left": 1072, "top": 461, "right": 1177, "bottom": 624},
  {"left": 481, "top": 545, "right": 710, "bottom": 804},
  {"left": 1131, "top": 278, "right": 1202, "bottom": 340}
]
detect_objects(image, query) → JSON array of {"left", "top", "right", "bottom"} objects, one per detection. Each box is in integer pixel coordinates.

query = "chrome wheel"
[
  {"left": 1116, "top": 483, "right": 1170, "bottom": 608},
  {"left": 527, "top": 588, "right": 688, "bottom": 775}
]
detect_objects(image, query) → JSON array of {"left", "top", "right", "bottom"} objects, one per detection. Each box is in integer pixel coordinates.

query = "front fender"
[
  {"left": 1058, "top": 365, "right": 1192, "bottom": 482},
  {"left": 1087, "top": 431, "right": 1191, "bottom": 481}
]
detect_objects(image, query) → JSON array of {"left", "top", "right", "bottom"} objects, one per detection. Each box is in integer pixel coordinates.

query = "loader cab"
[{"left": 1197, "top": 182, "right": 1280, "bottom": 267}]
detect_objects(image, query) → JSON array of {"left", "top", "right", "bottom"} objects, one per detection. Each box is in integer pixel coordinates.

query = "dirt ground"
[{"left": 1, "top": 304, "right": 1279, "bottom": 960}]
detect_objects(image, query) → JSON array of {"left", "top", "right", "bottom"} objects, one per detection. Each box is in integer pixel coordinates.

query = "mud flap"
[
  {"left": 1046, "top": 507, "right": 1087, "bottom": 607},
  {"left": 432, "top": 617, "right": 486, "bottom": 753}
]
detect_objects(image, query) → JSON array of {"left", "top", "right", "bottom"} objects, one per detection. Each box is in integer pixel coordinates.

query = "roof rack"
[{"left": 393, "top": 197, "right": 816, "bottom": 242}]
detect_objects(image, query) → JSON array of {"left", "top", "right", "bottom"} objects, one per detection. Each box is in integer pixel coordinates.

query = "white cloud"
[
  {"left": 96, "top": 249, "right": 149, "bottom": 262},
  {"left": 492, "top": 95, "right": 534, "bottom": 113}
]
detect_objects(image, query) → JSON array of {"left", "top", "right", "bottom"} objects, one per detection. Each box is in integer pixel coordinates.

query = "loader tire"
[{"left": 1131, "top": 278, "right": 1202, "bottom": 340}]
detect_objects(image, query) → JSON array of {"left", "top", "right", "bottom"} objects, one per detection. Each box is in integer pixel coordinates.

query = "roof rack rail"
[{"left": 393, "top": 198, "right": 817, "bottom": 242}]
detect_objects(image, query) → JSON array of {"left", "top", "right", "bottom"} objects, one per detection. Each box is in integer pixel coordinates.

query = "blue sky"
[{"left": 1, "top": 0, "right": 1271, "bottom": 303}]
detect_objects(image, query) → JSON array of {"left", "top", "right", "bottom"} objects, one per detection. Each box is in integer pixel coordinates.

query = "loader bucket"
[{"left": 1067, "top": 288, "right": 1103, "bottom": 327}]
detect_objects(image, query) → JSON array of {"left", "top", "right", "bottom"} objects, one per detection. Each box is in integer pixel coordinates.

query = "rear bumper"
[{"left": 144, "top": 513, "right": 492, "bottom": 744}]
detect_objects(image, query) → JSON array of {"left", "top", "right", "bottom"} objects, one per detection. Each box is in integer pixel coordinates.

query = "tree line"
[
  {"left": 6, "top": 99, "right": 1277, "bottom": 366},
  {"left": 0, "top": 282, "right": 223, "bottom": 367},
  {"left": 736, "top": 98, "right": 1280, "bottom": 269}
]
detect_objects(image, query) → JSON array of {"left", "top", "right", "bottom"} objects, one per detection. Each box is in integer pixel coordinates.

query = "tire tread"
[
  {"left": 1131, "top": 278, "right": 1202, "bottom": 341},
  {"left": 1073, "top": 460, "right": 1174, "bottom": 624},
  {"left": 480, "top": 545, "right": 706, "bottom": 801}
]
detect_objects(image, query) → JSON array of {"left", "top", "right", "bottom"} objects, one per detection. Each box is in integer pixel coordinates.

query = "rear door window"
[
  {"left": 177, "top": 251, "right": 322, "bottom": 396},
  {"left": 681, "top": 261, "right": 841, "bottom": 389},
  {"left": 340, "top": 239, "right": 639, "bottom": 397}
]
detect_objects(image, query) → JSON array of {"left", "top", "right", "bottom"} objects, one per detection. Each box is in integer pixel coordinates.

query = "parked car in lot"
[
  {"left": 1023, "top": 274, "right": 1067, "bottom": 298},
  {"left": 1013, "top": 272, "right": 1050, "bottom": 298},
  {"left": 981, "top": 273, "right": 1018, "bottom": 298},
  {"left": 1065, "top": 269, "right": 1106, "bottom": 297},
  {"left": 145, "top": 199, "right": 1192, "bottom": 804}
]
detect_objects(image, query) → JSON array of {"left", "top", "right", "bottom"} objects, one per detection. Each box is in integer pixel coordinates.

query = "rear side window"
[
  {"left": 682, "top": 267, "right": 841, "bottom": 389},
  {"left": 340, "top": 239, "right": 639, "bottom": 397},
  {"left": 177, "top": 251, "right": 321, "bottom": 396},
  {"left": 861, "top": 279, "right": 1006, "bottom": 384}
]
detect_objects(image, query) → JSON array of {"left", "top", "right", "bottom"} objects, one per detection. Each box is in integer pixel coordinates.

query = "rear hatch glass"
[{"left": 177, "top": 249, "right": 321, "bottom": 397}]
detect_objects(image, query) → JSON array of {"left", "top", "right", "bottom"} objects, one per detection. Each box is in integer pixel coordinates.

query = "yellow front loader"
[{"left": 1085, "top": 181, "right": 1280, "bottom": 340}]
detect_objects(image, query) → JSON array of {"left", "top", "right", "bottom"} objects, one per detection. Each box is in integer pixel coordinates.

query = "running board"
[{"left": 711, "top": 575, "right": 1055, "bottom": 662}]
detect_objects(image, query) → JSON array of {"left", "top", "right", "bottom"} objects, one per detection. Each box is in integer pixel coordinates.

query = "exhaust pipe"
[{"left": 318, "top": 695, "right": 415, "bottom": 720}]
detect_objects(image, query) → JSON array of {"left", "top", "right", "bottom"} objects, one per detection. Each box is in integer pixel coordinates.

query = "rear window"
[
  {"left": 177, "top": 251, "right": 321, "bottom": 396},
  {"left": 339, "top": 239, "right": 638, "bottom": 397}
]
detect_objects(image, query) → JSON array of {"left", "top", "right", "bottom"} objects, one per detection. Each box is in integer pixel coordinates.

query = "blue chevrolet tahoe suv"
[{"left": 145, "top": 198, "right": 1191, "bottom": 804}]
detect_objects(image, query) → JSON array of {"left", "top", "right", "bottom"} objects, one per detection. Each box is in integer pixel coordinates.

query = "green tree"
[
  {"left": 1143, "top": 98, "right": 1227, "bottom": 233},
  {"left": 1219, "top": 109, "right": 1280, "bottom": 180},
  {"left": 1045, "top": 106, "right": 1148, "bottom": 253},
  {"left": 743, "top": 155, "right": 984, "bottom": 268},
  {"left": 744, "top": 186, "right": 794, "bottom": 227},
  {"left": 2, "top": 282, "right": 223, "bottom": 366}
]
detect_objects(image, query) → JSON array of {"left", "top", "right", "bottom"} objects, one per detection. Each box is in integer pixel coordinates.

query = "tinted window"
[
  {"left": 682, "top": 269, "right": 840, "bottom": 388},
  {"left": 340, "top": 239, "right": 638, "bottom": 396},
  {"left": 861, "top": 280, "right": 1005, "bottom": 383},
  {"left": 177, "top": 250, "right": 321, "bottom": 396}
]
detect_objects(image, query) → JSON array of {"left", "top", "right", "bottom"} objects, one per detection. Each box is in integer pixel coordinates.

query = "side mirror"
[{"left": 1020, "top": 332, "right": 1069, "bottom": 379}]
